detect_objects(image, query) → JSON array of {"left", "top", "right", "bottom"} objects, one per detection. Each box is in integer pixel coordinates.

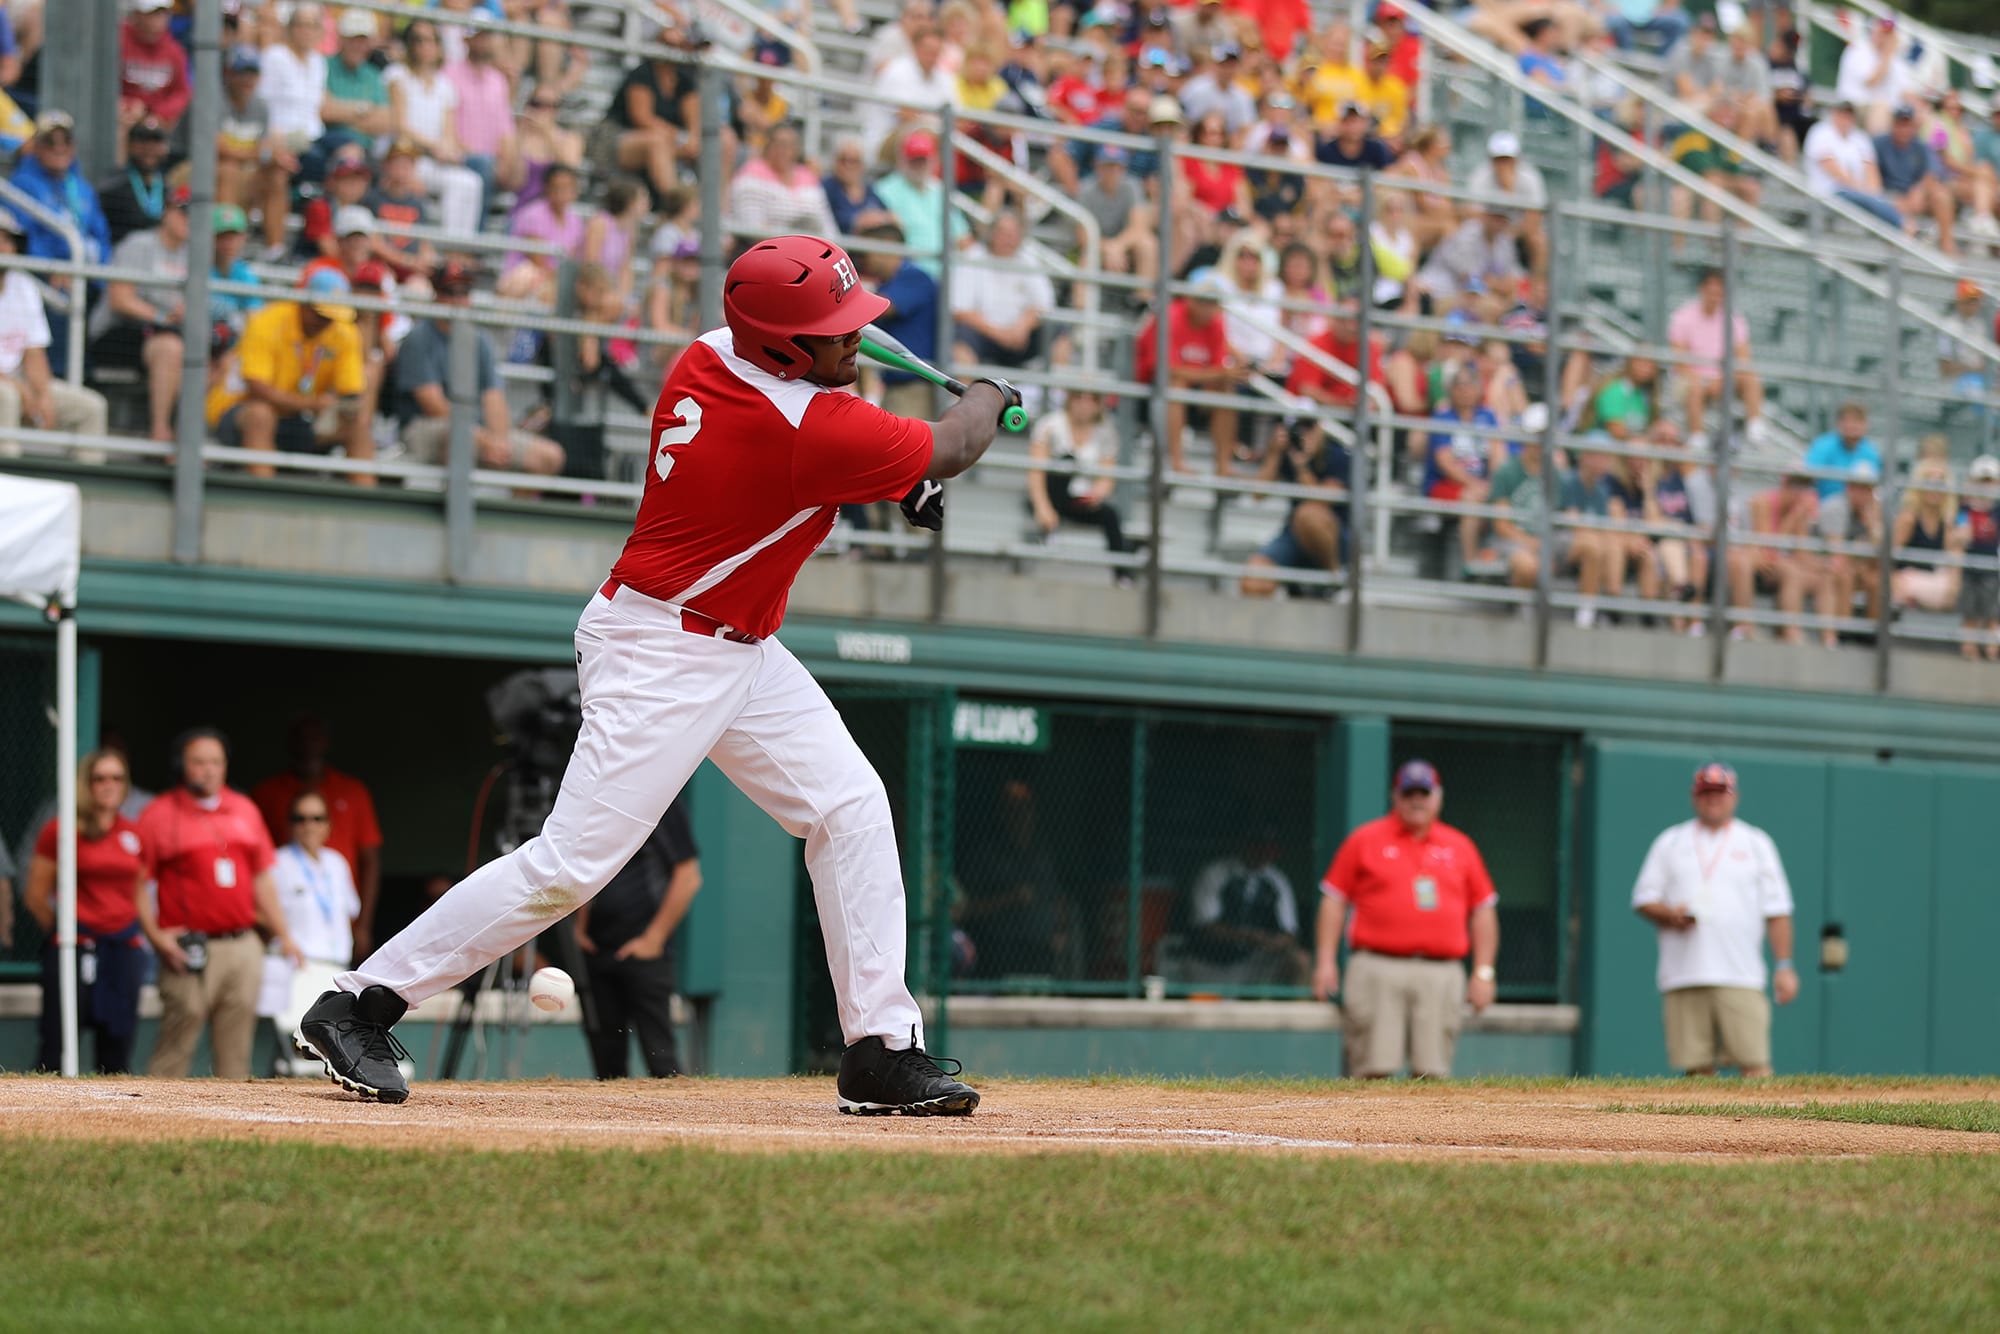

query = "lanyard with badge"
[
  {"left": 179, "top": 797, "right": 240, "bottom": 894},
  {"left": 1411, "top": 839, "right": 1439, "bottom": 912},
  {"left": 1688, "top": 825, "right": 1732, "bottom": 922},
  {"left": 287, "top": 844, "right": 335, "bottom": 940}
]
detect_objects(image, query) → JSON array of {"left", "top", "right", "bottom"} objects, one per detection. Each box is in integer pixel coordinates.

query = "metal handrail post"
[
  {"left": 1346, "top": 172, "right": 1375, "bottom": 655},
  {"left": 697, "top": 63, "right": 725, "bottom": 333},
  {"left": 1708, "top": 227, "right": 1740, "bottom": 669},
  {"left": 1535, "top": 201, "right": 1565, "bottom": 669},
  {"left": 1804, "top": 200, "right": 1824, "bottom": 432},
  {"left": 446, "top": 317, "right": 479, "bottom": 583},
  {"left": 173, "top": 0, "right": 223, "bottom": 566},
  {"left": 1874, "top": 257, "right": 1904, "bottom": 691},
  {"left": 1144, "top": 131, "right": 1172, "bottom": 639},
  {"left": 930, "top": 105, "right": 956, "bottom": 625}
]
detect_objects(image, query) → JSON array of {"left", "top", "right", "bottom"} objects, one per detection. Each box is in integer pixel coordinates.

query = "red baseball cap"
[
  {"left": 1692, "top": 763, "right": 1738, "bottom": 794},
  {"left": 902, "top": 130, "right": 938, "bottom": 159},
  {"left": 1378, "top": 2, "right": 1407, "bottom": 20}
]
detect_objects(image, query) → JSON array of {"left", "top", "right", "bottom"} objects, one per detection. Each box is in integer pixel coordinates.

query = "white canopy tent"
[{"left": 0, "top": 475, "right": 81, "bottom": 1076}]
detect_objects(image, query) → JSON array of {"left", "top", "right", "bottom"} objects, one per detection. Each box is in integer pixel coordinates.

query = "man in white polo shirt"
[{"left": 1631, "top": 763, "right": 1798, "bottom": 1076}]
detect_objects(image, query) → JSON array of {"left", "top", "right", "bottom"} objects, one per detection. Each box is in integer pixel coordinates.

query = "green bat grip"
[{"left": 860, "top": 338, "right": 1028, "bottom": 432}]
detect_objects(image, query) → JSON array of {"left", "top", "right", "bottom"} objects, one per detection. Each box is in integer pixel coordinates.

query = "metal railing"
[{"left": 8, "top": 0, "right": 2000, "bottom": 684}]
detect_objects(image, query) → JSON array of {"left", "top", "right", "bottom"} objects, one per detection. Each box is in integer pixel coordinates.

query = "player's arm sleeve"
[
  {"left": 1631, "top": 832, "right": 1670, "bottom": 908},
  {"left": 1186, "top": 861, "right": 1227, "bottom": 925},
  {"left": 792, "top": 392, "right": 936, "bottom": 506}
]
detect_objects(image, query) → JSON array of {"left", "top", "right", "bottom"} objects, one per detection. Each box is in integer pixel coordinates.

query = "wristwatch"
[{"left": 1472, "top": 965, "right": 1496, "bottom": 982}]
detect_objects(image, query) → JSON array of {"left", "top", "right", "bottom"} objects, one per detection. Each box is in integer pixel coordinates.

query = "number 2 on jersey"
[{"left": 654, "top": 396, "right": 703, "bottom": 480}]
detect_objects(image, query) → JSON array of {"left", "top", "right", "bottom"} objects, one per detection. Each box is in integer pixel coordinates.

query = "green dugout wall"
[
  {"left": 1581, "top": 741, "right": 2000, "bottom": 1077},
  {"left": 7, "top": 563, "right": 2000, "bottom": 1078}
]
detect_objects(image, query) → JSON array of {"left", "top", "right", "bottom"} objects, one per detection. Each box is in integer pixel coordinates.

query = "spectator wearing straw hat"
[
  {"left": 0, "top": 206, "right": 108, "bottom": 455},
  {"left": 205, "top": 269, "right": 373, "bottom": 481},
  {"left": 1632, "top": 763, "right": 1797, "bottom": 1076},
  {"left": 1314, "top": 759, "right": 1499, "bottom": 1079}
]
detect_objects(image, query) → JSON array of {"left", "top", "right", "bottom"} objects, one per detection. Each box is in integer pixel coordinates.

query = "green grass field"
[
  {"left": 1611, "top": 1099, "right": 2000, "bottom": 1134},
  {"left": 7, "top": 1134, "right": 1999, "bottom": 1332}
]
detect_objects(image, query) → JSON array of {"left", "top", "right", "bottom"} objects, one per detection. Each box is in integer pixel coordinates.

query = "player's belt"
[{"left": 598, "top": 578, "right": 762, "bottom": 644}]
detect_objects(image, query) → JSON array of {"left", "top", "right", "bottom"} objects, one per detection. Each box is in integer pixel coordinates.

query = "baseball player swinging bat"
[{"left": 861, "top": 325, "right": 1031, "bottom": 433}]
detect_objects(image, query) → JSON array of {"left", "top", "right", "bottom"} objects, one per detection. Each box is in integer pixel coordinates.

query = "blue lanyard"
[
  {"left": 129, "top": 168, "right": 164, "bottom": 221},
  {"left": 287, "top": 844, "right": 336, "bottom": 932}
]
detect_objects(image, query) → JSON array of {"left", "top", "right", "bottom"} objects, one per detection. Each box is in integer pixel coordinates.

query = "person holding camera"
[
  {"left": 1239, "top": 415, "right": 1351, "bottom": 598},
  {"left": 22, "top": 749, "right": 149, "bottom": 1074},
  {"left": 137, "top": 729, "right": 302, "bottom": 1080}
]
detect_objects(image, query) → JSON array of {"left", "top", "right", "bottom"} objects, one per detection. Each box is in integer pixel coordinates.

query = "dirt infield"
[{"left": 2, "top": 1076, "right": 1995, "bottom": 1161}]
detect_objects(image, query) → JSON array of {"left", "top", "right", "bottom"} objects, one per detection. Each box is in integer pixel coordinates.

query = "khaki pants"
[
  {"left": 149, "top": 932, "right": 265, "bottom": 1079},
  {"left": 1663, "top": 986, "right": 1771, "bottom": 1072},
  {"left": 1343, "top": 950, "right": 1466, "bottom": 1079},
  {"left": 0, "top": 377, "right": 111, "bottom": 456}
]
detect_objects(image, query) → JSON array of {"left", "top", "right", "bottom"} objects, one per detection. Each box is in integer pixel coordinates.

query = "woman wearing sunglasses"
[
  {"left": 260, "top": 790, "right": 362, "bottom": 1067},
  {"left": 23, "top": 749, "right": 149, "bottom": 1074}
]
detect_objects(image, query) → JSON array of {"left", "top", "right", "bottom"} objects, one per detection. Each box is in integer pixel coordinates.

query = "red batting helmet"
[{"left": 724, "top": 234, "right": 890, "bottom": 380}]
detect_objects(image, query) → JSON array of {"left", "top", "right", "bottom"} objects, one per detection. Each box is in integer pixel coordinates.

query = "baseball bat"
[{"left": 860, "top": 325, "right": 1029, "bottom": 432}]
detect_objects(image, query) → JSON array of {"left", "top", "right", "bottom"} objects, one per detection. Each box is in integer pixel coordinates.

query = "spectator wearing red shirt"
[
  {"left": 253, "top": 715, "right": 385, "bottom": 961},
  {"left": 1374, "top": 3, "right": 1422, "bottom": 89},
  {"left": 1133, "top": 269, "right": 1243, "bottom": 475},
  {"left": 22, "top": 749, "right": 149, "bottom": 1074},
  {"left": 1313, "top": 760, "right": 1500, "bottom": 1078},
  {"left": 138, "top": 729, "right": 301, "bottom": 1080},
  {"left": 119, "top": 0, "right": 192, "bottom": 139},
  {"left": 1285, "top": 302, "right": 1387, "bottom": 411},
  {"left": 1232, "top": 0, "right": 1311, "bottom": 63}
]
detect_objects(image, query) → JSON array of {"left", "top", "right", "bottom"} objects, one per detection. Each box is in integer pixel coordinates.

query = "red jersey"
[
  {"left": 136, "top": 788, "right": 276, "bottom": 935},
  {"left": 1230, "top": 0, "right": 1310, "bottom": 63},
  {"left": 251, "top": 767, "right": 383, "bottom": 876},
  {"left": 609, "top": 330, "right": 934, "bottom": 638},
  {"left": 1322, "top": 814, "right": 1497, "bottom": 960},
  {"left": 1133, "top": 299, "right": 1233, "bottom": 384},
  {"left": 1046, "top": 75, "right": 1110, "bottom": 124},
  {"left": 1286, "top": 331, "right": 1386, "bottom": 408},
  {"left": 119, "top": 21, "right": 192, "bottom": 127},
  {"left": 35, "top": 815, "right": 145, "bottom": 938}
]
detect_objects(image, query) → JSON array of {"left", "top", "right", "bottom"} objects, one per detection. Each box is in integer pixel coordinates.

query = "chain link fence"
[
  {"left": 1, "top": 637, "right": 57, "bottom": 977},
  {"left": 1389, "top": 725, "right": 1575, "bottom": 1001},
  {"left": 792, "top": 690, "right": 1577, "bottom": 1050}
]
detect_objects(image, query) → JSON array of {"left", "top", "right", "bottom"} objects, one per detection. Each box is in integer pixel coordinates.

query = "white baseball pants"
[{"left": 337, "top": 584, "right": 924, "bottom": 1049}]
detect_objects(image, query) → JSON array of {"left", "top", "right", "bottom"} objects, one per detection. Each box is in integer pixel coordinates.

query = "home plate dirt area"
[{"left": 2, "top": 1078, "right": 1996, "bottom": 1161}]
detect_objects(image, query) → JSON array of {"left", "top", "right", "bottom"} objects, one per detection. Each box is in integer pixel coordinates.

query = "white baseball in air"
[{"left": 529, "top": 967, "right": 575, "bottom": 1013}]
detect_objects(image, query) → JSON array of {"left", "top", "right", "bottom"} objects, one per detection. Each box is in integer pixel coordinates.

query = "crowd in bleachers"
[{"left": 3, "top": 0, "right": 2000, "bottom": 652}]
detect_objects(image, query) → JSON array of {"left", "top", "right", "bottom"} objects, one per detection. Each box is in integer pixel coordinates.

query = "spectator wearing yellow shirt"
[
  {"left": 1356, "top": 38, "right": 1411, "bottom": 147},
  {"left": 1299, "top": 22, "right": 1362, "bottom": 126},
  {"left": 206, "top": 268, "right": 374, "bottom": 485}
]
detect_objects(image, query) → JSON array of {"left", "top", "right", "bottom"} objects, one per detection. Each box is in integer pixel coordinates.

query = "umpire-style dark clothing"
[{"left": 582, "top": 799, "right": 698, "bottom": 1078}]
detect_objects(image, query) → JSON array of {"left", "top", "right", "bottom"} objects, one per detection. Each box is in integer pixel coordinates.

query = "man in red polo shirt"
[
  {"left": 1133, "top": 268, "right": 1244, "bottom": 476},
  {"left": 138, "top": 728, "right": 301, "bottom": 1079},
  {"left": 1313, "top": 759, "right": 1499, "bottom": 1078}
]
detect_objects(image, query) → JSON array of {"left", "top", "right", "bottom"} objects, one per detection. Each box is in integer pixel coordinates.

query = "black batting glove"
[
  {"left": 970, "top": 376, "right": 1023, "bottom": 425},
  {"left": 900, "top": 479, "right": 945, "bottom": 531}
]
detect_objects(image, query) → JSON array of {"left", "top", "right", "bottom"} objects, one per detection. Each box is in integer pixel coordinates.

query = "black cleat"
[
  {"left": 836, "top": 1028, "right": 979, "bottom": 1116},
  {"left": 293, "top": 986, "right": 413, "bottom": 1104}
]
